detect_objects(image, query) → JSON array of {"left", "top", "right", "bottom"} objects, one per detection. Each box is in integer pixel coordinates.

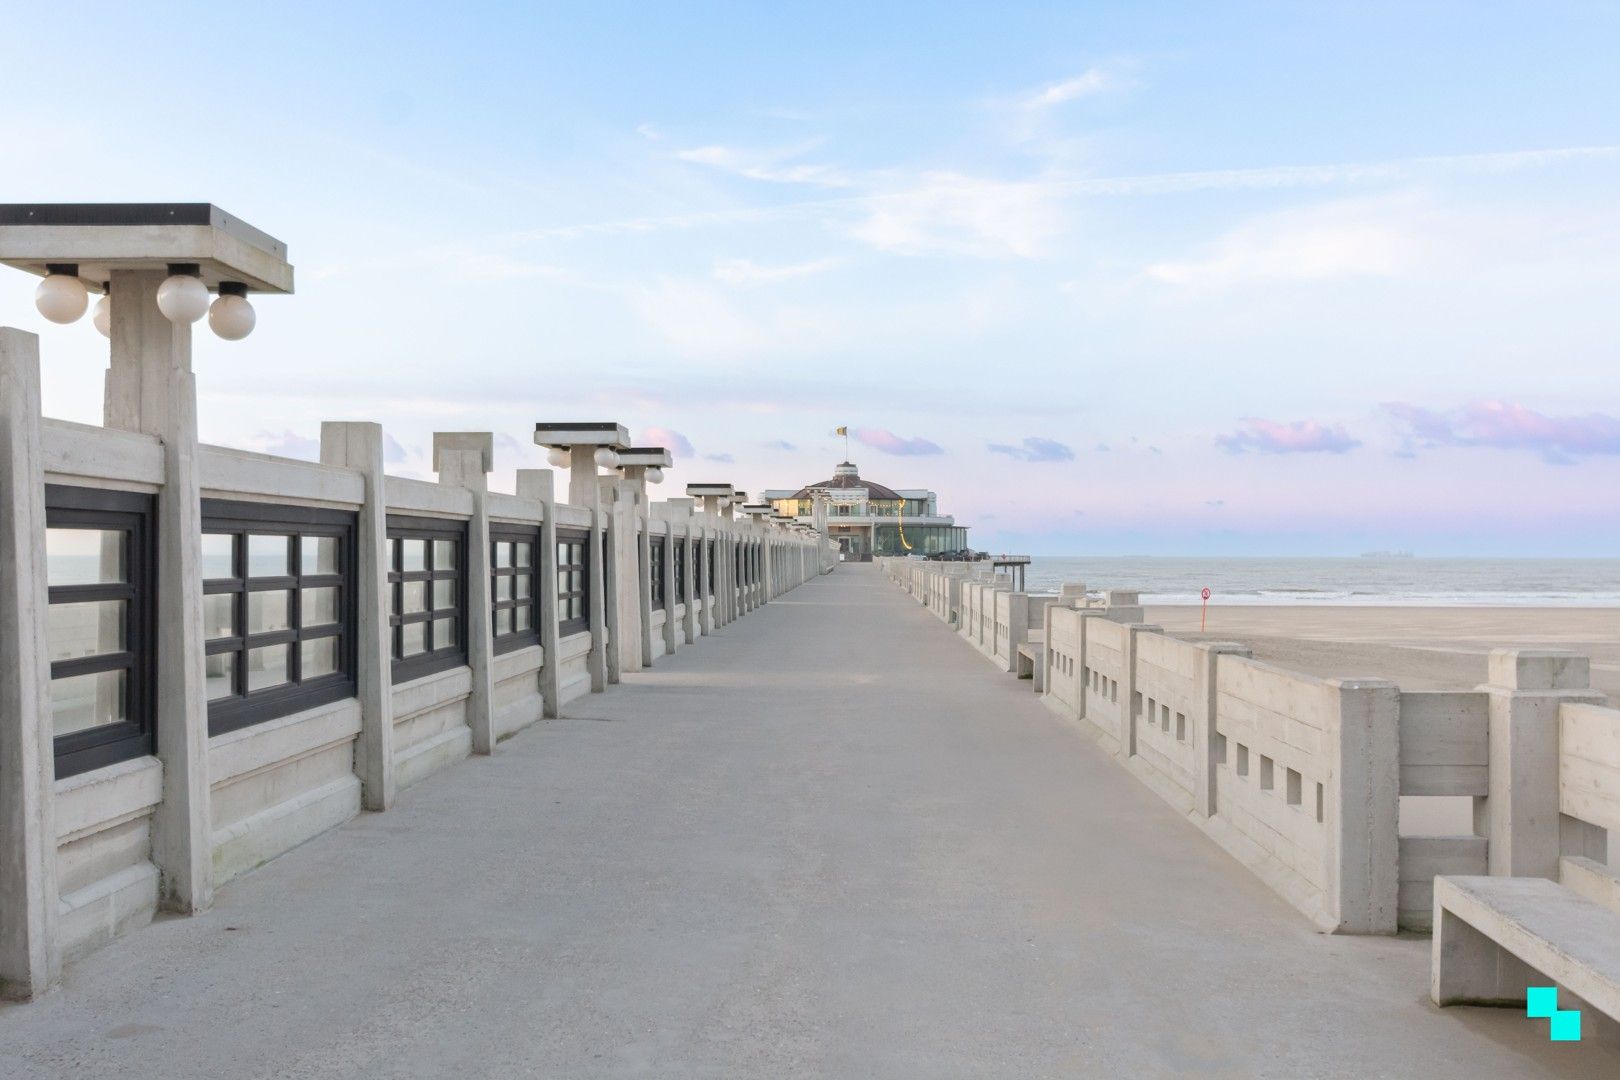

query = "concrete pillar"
[
  {"left": 320, "top": 422, "right": 396, "bottom": 810},
  {"left": 104, "top": 268, "right": 211, "bottom": 915},
  {"left": 659, "top": 514, "right": 677, "bottom": 657},
  {"left": 620, "top": 467, "right": 653, "bottom": 670},
  {"left": 1192, "top": 642, "right": 1251, "bottom": 820},
  {"left": 515, "top": 470, "right": 561, "bottom": 718},
  {"left": 1118, "top": 624, "right": 1161, "bottom": 761},
  {"left": 434, "top": 433, "right": 494, "bottom": 755},
  {"left": 1482, "top": 650, "right": 1603, "bottom": 878},
  {"left": 696, "top": 523, "right": 713, "bottom": 637},
  {"left": 666, "top": 499, "right": 697, "bottom": 646},
  {"left": 567, "top": 454, "right": 607, "bottom": 693},
  {"left": 597, "top": 475, "right": 623, "bottom": 684},
  {"left": 0, "top": 329, "right": 59, "bottom": 999},
  {"left": 1326, "top": 677, "right": 1401, "bottom": 934}
]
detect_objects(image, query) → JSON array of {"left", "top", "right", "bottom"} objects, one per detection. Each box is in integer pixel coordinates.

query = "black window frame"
[
  {"left": 490, "top": 522, "right": 541, "bottom": 655},
  {"left": 649, "top": 535, "right": 667, "bottom": 608},
  {"left": 706, "top": 539, "right": 716, "bottom": 597},
  {"left": 387, "top": 514, "right": 469, "bottom": 684},
  {"left": 557, "top": 526, "right": 591, "bottom": 637},
  {"left": 201, "top": 500, "right": 359, "bottom": 737},
  {"left": 672, "top": 536, "right": 687, "bottom": 605},
  {"left": 44, "top": 485, "right": 158, "bottom": 779}
]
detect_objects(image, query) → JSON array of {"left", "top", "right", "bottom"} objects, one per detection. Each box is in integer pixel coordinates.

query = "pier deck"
[{"left": 4, "top": 565, "right": 1616, "bottom": 1077}]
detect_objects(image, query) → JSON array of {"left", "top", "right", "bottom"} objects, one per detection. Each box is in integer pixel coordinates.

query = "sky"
[{"left": 3, "top": 1, "right": 1618, "bottom": 555}]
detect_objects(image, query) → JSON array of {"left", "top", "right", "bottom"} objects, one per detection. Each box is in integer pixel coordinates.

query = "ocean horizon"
[{"left": 1021, "top": 556, "right": 1620, "bottom": 607}]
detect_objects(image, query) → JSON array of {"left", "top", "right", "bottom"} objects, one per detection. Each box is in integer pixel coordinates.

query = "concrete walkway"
[{"left": 4, "top": 565, "right": 1617, "bottom": 1078}]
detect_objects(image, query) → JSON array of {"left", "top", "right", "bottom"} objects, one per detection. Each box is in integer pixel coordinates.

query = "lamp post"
[
  {"left": 617, "top": 447, "right": 673, "bottom": 669},
  {"left": 534, "top": 422, "right": 629, "bottom": 691},
  {"left": 0, "top": 203, "right": 294, "bottom": 928}
]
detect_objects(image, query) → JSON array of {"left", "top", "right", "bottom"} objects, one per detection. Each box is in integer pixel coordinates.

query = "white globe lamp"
[
  {"left": 92, "top": 291, "right": 112, "bottom": 338},
  {"left": 646, "top": 466, "right": 664, "bottom": 484},
  {"left": 546, "top": 447, "right": 571, "bottom": 469},
  {"left": 156, "top": 265, "right": 210, "bottom": 324},
  {"left": 35, "top": 265, "right": 89, "bottom": 324},
  {"left": 207, "top": 282, "right": 256, "bottom": 340},
  {"left": 593, "top": 447, "right": 619, "bottom": 469}
]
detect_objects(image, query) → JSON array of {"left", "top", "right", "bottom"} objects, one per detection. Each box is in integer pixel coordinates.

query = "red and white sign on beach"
[{"left": 1201, "top": 587, "right": 1211, "bottom": 631}]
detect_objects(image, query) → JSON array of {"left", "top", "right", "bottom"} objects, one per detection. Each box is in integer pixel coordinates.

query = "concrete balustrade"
[
  {"left": 0, "top": 329, "right": 834, "bottom": 1001},
  {"left": 880, "top": 557, "right": 1619, "bottom": 954}
]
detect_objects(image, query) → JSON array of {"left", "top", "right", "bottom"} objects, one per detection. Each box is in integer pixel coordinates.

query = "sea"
[{"left": 1021, "top": 557, "right": 1620, "bottom": 607}]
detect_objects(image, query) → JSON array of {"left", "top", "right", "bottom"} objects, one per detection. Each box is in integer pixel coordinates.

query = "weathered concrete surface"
[{"left": 3, "top": 565, "right": 1617, "bottom": 1077}]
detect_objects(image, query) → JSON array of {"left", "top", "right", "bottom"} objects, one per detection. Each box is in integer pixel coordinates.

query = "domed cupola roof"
[{"left": 789, "top": 461, "right": 902, "bottom": 501}]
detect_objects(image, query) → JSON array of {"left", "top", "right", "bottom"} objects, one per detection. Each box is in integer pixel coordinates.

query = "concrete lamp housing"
[
  {"left": 0, "top": 203, "right": 294, "bottom": 342},
  {"left": 617, "top": 447, "right": 673, "bottom": 480}
]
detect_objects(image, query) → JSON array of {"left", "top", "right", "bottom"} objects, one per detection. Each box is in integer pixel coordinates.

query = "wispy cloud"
[
  {"left": 1384, "top": 401, "right": 1620, "bottom": 464},
  {"left": 850, "top": 172, "right": 1064, "bottom": 258},
  {"left": 987, "top": 436, "right": 1075, "bottom": 462},
  {"left": 854, "top": 427, "right": 944, "bottom": 456},
  {"left": 763, "top": 439, "right": 797, "bottom": 451},
  {"left": 640, "top": 425, "right": 694, "bottom": 457},
  {"left": 1217, "top": 418, "right": 1362, "bottom": 455},
  {"left": 1020, "top": 68, "right": 1117, "bottom": 111},
  {"left": 704, "top": 451, "right": 735, "bottom": 463},
  {"left": 675, "top": 141, "right": 853, "bottom": 187},
  {"left": 713, "top": 256, "right": 840, "bottom": 286}
]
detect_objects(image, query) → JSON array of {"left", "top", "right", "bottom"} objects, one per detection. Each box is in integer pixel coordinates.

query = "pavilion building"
[{"left": 764, "top": 461, "right": 969, "bottom": 561}]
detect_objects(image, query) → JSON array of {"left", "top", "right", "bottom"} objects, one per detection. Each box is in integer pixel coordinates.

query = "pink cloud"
[
  {"left": 639, "top": 425, "right": 694, "bottom": 457},
  {"left": 853, "top": 427, "right": 943, "bottom": 456},
  {"left": 1216, "top": 418, "right": 1361, "bottom": 455},
  {"left": 1385, "top": 400, "right": 1620, "bottom": 463}
]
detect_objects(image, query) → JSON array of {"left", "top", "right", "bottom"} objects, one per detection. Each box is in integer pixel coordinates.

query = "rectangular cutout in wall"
[
  {"left": 1175, "top": 712, "right": 1186, "bottom": 742},
  {"left": 1315, "top": 782, "right": 1324, "bottom": 823},
  {"left": 1236, "top": 743, "right": 1249, "bottom": 777},
  {"left": 1286, "top": 768, "right": 1302, "bottom": 806},
  {"left": 1161, "top": 703, "right": 1170, "bottom": 731},
  {"left": 1134, "top": 691, "right": 1144, "bottom": 717},
  {"left": 1260, "top": 755, "right": 1275, "bottom": 791},
  {"left": 1215, "top": 733, "right": 1227, "bottom": 764}
]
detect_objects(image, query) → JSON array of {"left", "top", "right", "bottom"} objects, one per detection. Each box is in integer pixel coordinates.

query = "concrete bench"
[
  {"left": 1016, "top": 642, "right": 1044, "bottom": 691},
  {"left": 1432, "top": 875, "right": 1620, "bottom": 1024}
]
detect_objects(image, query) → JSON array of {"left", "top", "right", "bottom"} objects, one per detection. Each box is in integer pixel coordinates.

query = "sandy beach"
[{"left": 1148, "top": 604, "right": 1620, "bottom": 700}]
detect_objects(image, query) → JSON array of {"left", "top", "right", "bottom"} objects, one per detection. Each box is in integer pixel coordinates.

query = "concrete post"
[
  {"left": 516, "top": 470, "right": 561, "bottom": 718},
  {"left": 597, "top": 475, "right": 623, "bottom": 684},
  {"left": 698, "top": 523, "right": 715, "bottom": 637},
  {"left": 1118, "top": 624, "right": 1161, "bottom": 761},
  {"left": 0, "top": 329, "right": 60, "bottom": 999},
  {"left": 434, "top": 433, "right": 494, "bottom": 755},
  {"left": 659, "top": 514, "right": 677, "bottom": 657},
  {"left": 620, "top": 467, "right": 653, "bottom": 670},
  {"left": 666, "top": 499, "right": 697, "bottom": 645},
  {"left": 1326, "top": 678, "right": 1401, "bottom": 934},
  {"left": 320, "top": 422, "right": 396, "bottom": 811},
  {"left": 1192, "top": 642, "right": 1251, "bottom": 820},
  {"left": 1481, "top": 650, "right": 1603, "bottom": 878},
  {"left": 567, "top": 454, "right": 607, "bottom": 693},
  {"left": 104, "top": 268, "right": 211, "bottom": 915}
]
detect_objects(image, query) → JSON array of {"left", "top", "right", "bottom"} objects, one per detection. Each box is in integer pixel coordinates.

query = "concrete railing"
[
  {"left": 878, "top": 558, "right": 1617, "bottom": 937},
  {"left": 0, "top": 327, "right": 836, "bottom": 1000}
]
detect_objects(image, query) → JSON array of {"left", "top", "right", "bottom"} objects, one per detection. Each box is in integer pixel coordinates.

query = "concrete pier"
[{"left": 2, "top": 565, "right": 1615, "bottom": 1076}]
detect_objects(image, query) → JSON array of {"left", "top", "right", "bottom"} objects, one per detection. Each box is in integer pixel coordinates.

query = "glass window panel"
[
  {"left": 401, "top": 621, "right": 427, "bottom": 657},
  {"left": 200, "top": 533, "right": 234, "bottom": 579},
  {"left": 301, "top": 535, "right": 339, "bottom": 576},
  {"left": 558, "top": 570, "right": 570, "bottom": 592},
  {"left": 494, "top": 575, "right": 512, "bottom": 602},
  {"left": 46, "top": 528, "right": 125, "bottom": 586},
  {"left": 51, "top": 669, "right": 127, "bottom": 737},
  {"left": 402, "top": 581, "right": 427, "bottom": 614},
  {"left": 514, "top": 542, "right": 532, "bottom": 568},
  {"left": 514, "top": 574, "right": 530, "bottom": 600},
  {"left": 301, "top": 586, "right": 338, "bottom": 627},
  {"left": 205, "top": 652, "right": 236, "bottom": 701},
  {"left": 203, "top": 593, "right": 235, "bottom": 640},
  {"left": 432, "top": 579, "right": 455, "bottom": 610},
  {"left": 246, "top": 644, "right": 290, "bottom": 691},
  {"left": 432, "top": 539, "right": 457, "bottom": 570},
  {"left": 514, "top": 604, "right": 532, "bottom": 632},
  {"left": 432, "top": 615, "right": 458, "bottom": 650},
  {"left": 494, "top": 608, "right": 512, "bottom": 636},
  {"left": 47, "top": 599, "right": 125, "bottom": 663},
  {"left": 401, "top": 538, "right": 426, "bottom": 572},
  {"left": 248, "top": 591, "right": 291, "bottom": 634},
  {"left": 493, "top": 542, "right": 511, "bottom": 568},
  {"left": 247, "top": 534, "right": 289, "bottom": 578},
  {"left": 301, "top": 637, "right": 338, "bottom": 679}
]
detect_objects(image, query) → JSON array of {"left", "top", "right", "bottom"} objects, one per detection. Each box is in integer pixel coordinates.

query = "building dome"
[{"left": 790, "top": 461, "right": 902, "bottom": 502}]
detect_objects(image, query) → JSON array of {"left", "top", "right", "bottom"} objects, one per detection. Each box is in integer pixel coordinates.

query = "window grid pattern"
[
  {"left": 490, "top": 524, "right": 540, "bottom": 655},
  {"left": 387, "top": 515, "right": 468, "bottom": 683},
  {"left": 557, "top": 527, "right": 590, "bottom": 636},
  {"left": 201, "top": 501, "right": 357, "bottom": 736},
  {"left": 44, "top": 486, "right": 157, "bottom": 779},
  {"left": 650, "top": 536, "right": 667, "bottom": 608}
]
